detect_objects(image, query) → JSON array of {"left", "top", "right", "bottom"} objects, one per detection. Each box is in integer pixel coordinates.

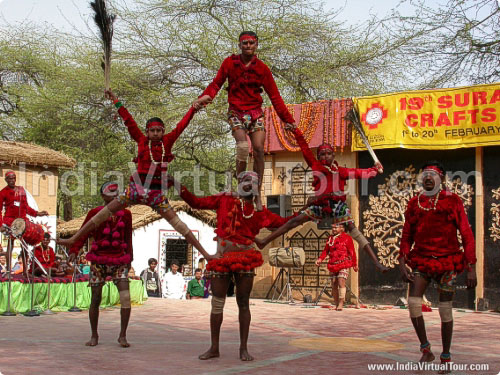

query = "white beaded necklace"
[
  {"left": 417, "top": 189, "right": 442, "bottom": 211},
  {"left": 149, "top": 141, "right": 165, "bottom": 165},
  {"left": 323, "top": 163, "right": 338, "bottom": 174},
  {"left": 327, "top": 233, "right": 340, "bottom": 247},
  {"left": 240, "top": 198, "right": 255, "bottom": 219}
]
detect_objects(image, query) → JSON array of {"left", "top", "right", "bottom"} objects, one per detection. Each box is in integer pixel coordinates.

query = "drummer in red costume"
[
  {"left": 58, "top": 90, "right": 213, "bottom": 262},
  {"left": 398, "top": 161, "right": 476, "bottom": 373},
  {"left": 169, "top": 171, "right": 293, "bottom": 361},
  {"left": 193, "top": 31, "right": 296, "bottom": 210},
  {"left": 0, "top": 171, "right": 48, "bottom": 227},
  {"left": 0, "top": 171, "right": 48, "bottom": 276},
  {"left": 66, "top": 182, "right": 134, "bottom": 348},
  {"left": 255, "top": 124, "right": 388, "bottom": 273},
  {"left": 32, "top": 233, "right": 57, "bottom": 277},
  {"left": 316, "top": 223, "right": 357, "bottom": 311}
]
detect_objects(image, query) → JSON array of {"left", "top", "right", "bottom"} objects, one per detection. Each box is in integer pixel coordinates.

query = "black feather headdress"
[{"left": 90, "top": 0, "right": 116, "bottom": 90}]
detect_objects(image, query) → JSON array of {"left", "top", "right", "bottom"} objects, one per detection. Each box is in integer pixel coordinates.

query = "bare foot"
[
  {"left": 199, "top": 347, "right": 220, "bottom": 360},
  {"left": 419, "top": 351, "right": 435, "bottom": 362},
  {"left": 240, "top": 348, "right": 254, "bottom": 361},
  {"left": 85, "top": 336, "right": 99, "bottom": 346},
  {"left": 337, "top": 301, "right": 344, "bottom": 311},
  {"left": 118, "top": 336, "right": 130, "bottom": 347}
]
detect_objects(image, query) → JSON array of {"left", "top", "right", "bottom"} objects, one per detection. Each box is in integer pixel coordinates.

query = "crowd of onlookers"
[
  {"left": 1, "top": 251, "right": 212, "bottom": 300},
  {"left": 0, "top": 251, "right": 141, "bottom": 281},
  {"left": 140, "top": 258, "right": 211, "bottom": 300}
]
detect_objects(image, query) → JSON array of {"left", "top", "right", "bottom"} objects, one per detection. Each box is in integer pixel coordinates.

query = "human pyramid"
[{"left": 55, "top": 31, "right": 477, "bottom": 372}]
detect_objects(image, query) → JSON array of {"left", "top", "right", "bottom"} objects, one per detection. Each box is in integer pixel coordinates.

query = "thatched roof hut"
[
  {"left": 0, "top": 141, "right": 76, "bottom": 168},
  {"left": 57, "top": 201, "right": 217, "bottom": 237}
]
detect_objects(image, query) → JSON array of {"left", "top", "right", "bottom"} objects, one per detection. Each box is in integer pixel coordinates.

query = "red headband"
[
  {"left": 239, "top": 171, "right": 259, "bottom": 181},
  {"left": 5, "top": 171, "right": 16, "bottom": 178},
  {"left": 240, "top": 35, "right": 257, "bottom": 42},
  {"left": 102, "top": 183, "right": 118, "bottom": 193},
  {"left": 317, "top": 144, "right": 334, "bottom": 153},
  {"left": 423, "top": 166, "right": 444, "bottom": 176},
  {"left": 146, "top": 121, "right": 164, "bottom": 130}
]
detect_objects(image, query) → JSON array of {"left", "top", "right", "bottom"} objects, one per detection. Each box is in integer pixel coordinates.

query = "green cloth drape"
[{"left": 0, "top": 279, "right": 148, "bottom": 314}]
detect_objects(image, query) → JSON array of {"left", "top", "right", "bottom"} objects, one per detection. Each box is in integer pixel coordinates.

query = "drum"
[
  {"left": 10, "top": 218, "right": 45, "bottom": 246},
  {"left": 268, "top": 247, "right": 305, "bottom": 268}
]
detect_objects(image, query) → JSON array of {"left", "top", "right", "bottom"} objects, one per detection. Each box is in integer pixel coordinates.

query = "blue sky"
[{"left": 0, "top": 0, "right": 407, "bottom": 32}]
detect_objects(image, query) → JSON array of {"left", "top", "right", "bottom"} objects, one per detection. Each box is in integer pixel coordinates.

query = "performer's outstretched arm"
[
  {"left": 164, "top": 107, "right": 197, "bottom": 150},
  {"left": 106, "top": 89, "right": 146, "bottom": 143},
  {"left": 291, "top": 128, "right": 317, "bottom": 168}
]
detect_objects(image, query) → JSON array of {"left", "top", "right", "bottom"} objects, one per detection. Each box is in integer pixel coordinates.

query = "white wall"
[{"left": 131, "top": 212, "right": 216, "bottom": 282}]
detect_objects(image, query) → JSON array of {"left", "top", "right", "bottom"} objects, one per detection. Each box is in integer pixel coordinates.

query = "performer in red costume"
[
  {"left": 398, "top": 161, "right": 477, "bottom": 373},
  {"left": 0, "top": 171, "right": 49, "bottom": 227},
  {"left": 32, "top": 233, "right": 57, "bottom": 277},
  {"left": 316, "top": 223, "right": 357, "bottom": 311},
  {"left": 169, "top": 171, "right": 293, "bottom": 361},
  {"left": 255, "top": 124, "right": 388, "bottom": 273},
  {"left": 193, "top": 31, "right": 296, "bottom": 210},
  {"left": 58, "top": 90, "right": 212, "bottom": 262},
  {"left": 67, "top": 182, "right": 134, "bottom": 348},
  {"left": 1, "top": 171, "right": 48, "bottom": 276}
]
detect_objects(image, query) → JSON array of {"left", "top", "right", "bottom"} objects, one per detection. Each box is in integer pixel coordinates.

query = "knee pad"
[
  {"left": 211, "top": 296, "right": 226, "bottom": 314},
  {"left": 90, "top": 206, "right": 112, "bottom": 227},
  {"left": 168, "top": 216, "right": 190, "bottom": 236},
  {"left": 438, "top": 301, "right": 453, "bottom": 322},
  {"left": 408, "top": 296, "right": 423, "bottom": 318},
  {"left": 236, "top": 141, "right": 249, "bottom": 162},
  {"left": 119, "top": 289, "right": 131, "bottom": 309},
  {"left": 338, "top": 287, "right": 346, "bottom": 299},
  {"left": 348, "top": 227, "right": 369, "bottom": 248}
]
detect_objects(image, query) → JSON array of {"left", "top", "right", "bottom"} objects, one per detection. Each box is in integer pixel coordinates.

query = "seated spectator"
[
  {"left": 12, "top": 257, "right": 23, "bottom": 275},
  {"left": 140, "top": 258, "right": 161, "bottom": 297},
  {"left": 162, "top": 259, "right": 185, "bottom": 299},
  {"left": 186, "top": 268, "right": 205, "bottom": 299},
  {"left": 0, "top": 252, "right": 7, "bottom": 275},
  {"left": 202, "top": 269, "right": 211, "bottom": 298},
  {"left": 78, "top": 254, "right": 91, "bottom": 275},
  {"left": 128, "top": 266, "right": 136, "bottom": 277},
  {"left": 33, "top": 233, "right": 58, "bottom": 277}
]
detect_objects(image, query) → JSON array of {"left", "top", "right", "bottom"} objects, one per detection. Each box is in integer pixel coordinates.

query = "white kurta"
[{"left": 162, "top": 271, "right": 185, "bottom": 299}]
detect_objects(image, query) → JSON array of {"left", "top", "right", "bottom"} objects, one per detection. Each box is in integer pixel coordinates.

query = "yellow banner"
[{"left": 352, "top": 83, "right": 500, "bottom": 151}]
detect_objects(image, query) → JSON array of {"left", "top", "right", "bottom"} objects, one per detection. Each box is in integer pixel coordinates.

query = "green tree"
[{"left": 389, "top": 0, "right": 500, "bottom": 87}]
